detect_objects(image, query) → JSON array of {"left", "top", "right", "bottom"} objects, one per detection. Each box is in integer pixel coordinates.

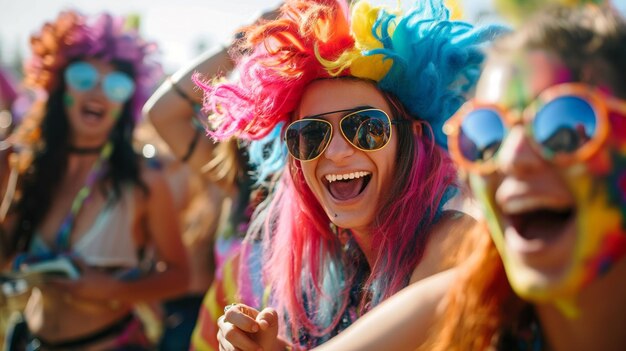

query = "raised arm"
[
  {"left": 143, "top": 6, "right": 282, "bottom": 177},
  {"left": 142, "top": 45, "right": 232, "bottom": 175}
]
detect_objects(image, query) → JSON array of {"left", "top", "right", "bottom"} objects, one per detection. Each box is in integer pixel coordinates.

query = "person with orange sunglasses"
[{"left": 435, "top": 4, "right": 626, "bottom": 350}]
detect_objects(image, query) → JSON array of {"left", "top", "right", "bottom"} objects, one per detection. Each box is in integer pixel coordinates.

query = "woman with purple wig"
[
  {"left": 201, "top": 0, "right": 502, "bottom": 350},
  {"left": 0, "top": 11, "right": 188, "bottom": 350}
]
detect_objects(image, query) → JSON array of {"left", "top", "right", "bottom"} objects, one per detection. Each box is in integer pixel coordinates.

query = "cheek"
[
  {"left": 300, "top": 161, "right": 320, "bottom": 194},
  {"left": 376, "top": 134, "right": 399, "bottom": 184}
]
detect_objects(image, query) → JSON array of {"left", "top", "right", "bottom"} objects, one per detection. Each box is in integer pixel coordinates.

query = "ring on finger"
[{"left": 224, "top": 303, "right": 238, "bottom": 313}]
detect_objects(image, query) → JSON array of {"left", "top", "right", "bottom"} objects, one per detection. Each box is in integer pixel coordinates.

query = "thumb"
[
  {"left": 253, "top": 308, "right": 281, "bottom": 351},
  {"left": 256, "top": 307, "right": 279, "bottom": 332}
]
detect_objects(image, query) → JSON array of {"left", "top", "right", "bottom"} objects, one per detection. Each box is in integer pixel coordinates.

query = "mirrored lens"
[
  {"left": 285, "top": 120, "right": 332, "bottom": 160},
  {"left": 458, "top": 108, "right": 505, "bottom": 162},
  {"left": 65, "top": 62, "right": 98, "bottom": 91},
  {"left": 534, "top": 96, "right": 597, "bottom": 155},
  {"left": 341, "top": 110, "right": 390, "bottom": 151},
  {"left": 103, "top": 72, "right": 135, "bottom": 103}
]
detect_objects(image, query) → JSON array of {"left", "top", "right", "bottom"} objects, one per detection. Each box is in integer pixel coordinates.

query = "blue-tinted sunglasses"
[{"left": 64, "top": 61, "right": 135, "bottom": 103}]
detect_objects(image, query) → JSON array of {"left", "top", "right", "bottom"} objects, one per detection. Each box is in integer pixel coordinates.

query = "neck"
[
  {"left": 351, "top": 227, "right": 376, "bottom": 268},
  {"left": 536, "top": 258, "right": 626, "bottom": 351},
  {"left": 67, "top": 144, "right": 104, "bottom": 155}
]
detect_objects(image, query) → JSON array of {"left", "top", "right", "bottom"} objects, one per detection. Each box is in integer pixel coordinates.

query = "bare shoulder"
[
  {"left": 131, "top": 164, "right": 174, "bottom": 213},
  {"left": 409, "top": 211, "right": 476, "bottom": 283},
  {"left": 429, "top": 210, "right": 476, "bottom": 245}
]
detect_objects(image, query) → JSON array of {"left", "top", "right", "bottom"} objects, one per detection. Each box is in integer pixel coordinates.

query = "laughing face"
[
  {"left": 470, "top": 50, "right": 626, "bottom": 312},
  {"left": 64, "top": 58, "right": 125, "bottom": 147},
  {"left": 296, "top": 79, "right": 399, "bottom": 235}
]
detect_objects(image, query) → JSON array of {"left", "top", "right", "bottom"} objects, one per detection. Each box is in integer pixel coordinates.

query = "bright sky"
[
  {"left": 0, "top": 0, "right": 495, "bottom": 73},
  {"left": 2, "top": 0, "right": 624, "bottom": 74}
]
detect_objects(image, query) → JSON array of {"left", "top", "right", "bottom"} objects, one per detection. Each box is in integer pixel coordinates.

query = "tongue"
[
  {"left": 518, "top": 210, "right": 570, "bottom": 241},
  {"left": 329, "top": 178, "right": 365, "bottom": 201}
]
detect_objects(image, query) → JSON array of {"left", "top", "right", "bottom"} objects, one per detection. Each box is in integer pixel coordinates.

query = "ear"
[{"left": 411, "top": 120, "right": 423, "bottom": 136}]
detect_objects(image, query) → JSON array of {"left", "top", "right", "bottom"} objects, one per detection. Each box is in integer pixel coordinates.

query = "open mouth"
[
  {"left": 507, "top": 207, "right": 575, "bottom": 243},
  {"left": 324, "top": 171, "right": 372, "bottom": 201},
  {"left": 81, "top": 102, "right": 106, "bottom": 122}
]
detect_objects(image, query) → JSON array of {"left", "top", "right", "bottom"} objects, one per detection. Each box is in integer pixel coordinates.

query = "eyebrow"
[{"left": 302, "top": 105, "right": 374, "bottom": 119}]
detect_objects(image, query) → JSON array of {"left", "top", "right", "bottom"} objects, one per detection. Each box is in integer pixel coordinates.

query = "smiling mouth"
[
  {"left": 507, "top": 207, "right": 575, "bottom": 242},
  {"left": 81, "top": 103, "right": 106, "bottom": 121},
  {"left": 324, "top": 171, "right": 372, "bottom": 201}
]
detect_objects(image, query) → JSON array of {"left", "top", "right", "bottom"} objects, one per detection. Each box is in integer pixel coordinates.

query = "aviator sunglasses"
[
  {"left": 285, "top": 107, "right": 402, "bottom": 161},
  {"left": 64, "top": 61, "right": 135, "bottom": 103},
  {"left": 444, "top": 83, "right": 626, "bottom": 174}
]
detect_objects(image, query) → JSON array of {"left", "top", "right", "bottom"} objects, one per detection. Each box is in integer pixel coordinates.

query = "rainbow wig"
[
  {"left": 23, "top": 10, "right": 161, "bottom": 122},
  {"left": 196, "top": 0, "right": 502, "bottom": 346}
]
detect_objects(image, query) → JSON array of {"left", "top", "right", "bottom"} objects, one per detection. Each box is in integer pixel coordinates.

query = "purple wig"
[{"left": 23, "top": 10, "right": 161, "bottom": 121}]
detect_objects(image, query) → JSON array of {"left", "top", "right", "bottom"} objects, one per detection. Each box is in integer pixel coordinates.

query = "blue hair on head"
[
  {"left": 248, "top": 123, "right": 287, "bottom": 184},
  {"left": 369, "top": 0, "right": 506, "bottom": 148}
]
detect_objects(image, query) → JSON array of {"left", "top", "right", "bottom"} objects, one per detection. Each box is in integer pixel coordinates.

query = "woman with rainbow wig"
[
  {"left": 0, "top": 10, "right": 189, "bottom": 350},
  {"left": 197, "top": 0, "right": 500, "bottom": 349}
]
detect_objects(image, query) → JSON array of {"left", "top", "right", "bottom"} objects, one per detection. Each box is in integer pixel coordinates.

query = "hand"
[
  {"left": 46, "top": 259, "right": 124, "bottom": 304},
  {"left": 217, "top": 303, "right": 283, "bottom": 351}
]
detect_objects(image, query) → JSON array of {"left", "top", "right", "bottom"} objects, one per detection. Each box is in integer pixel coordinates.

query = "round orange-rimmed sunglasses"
[
  {"left": 285, "top": 107, "right": 404, "bottom": 162},
  {"left": 444, "top": 83, "right": 626, "bottom": 174}
]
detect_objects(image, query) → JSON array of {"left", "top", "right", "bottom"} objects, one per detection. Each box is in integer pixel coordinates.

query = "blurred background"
[
  {"left": 1, "top": 0, "right": 625, "bottom": 76},
  {"left": 0, "top": 0, "right": 500, "bottom": 76}
]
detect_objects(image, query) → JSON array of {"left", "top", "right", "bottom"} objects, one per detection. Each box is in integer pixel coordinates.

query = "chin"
[
  {"left": 506, "top": 263, "right": 578, "bottom": 303},
  {"left": 328, "top": 211, "right": 372, "bottom": 233}
]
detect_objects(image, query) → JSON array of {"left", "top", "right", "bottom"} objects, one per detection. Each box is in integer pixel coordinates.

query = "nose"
[
  {"left": 93, "top": 78, "right": 106, "bottom": 94},
  {"left": 496, "top": 125, "right": 545, "bottom": 176},
  {"left": 323, "top": 124, "right": 355, "bottom": 162}
]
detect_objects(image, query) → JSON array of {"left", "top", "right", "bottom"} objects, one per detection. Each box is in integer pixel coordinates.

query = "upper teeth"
[{"left": 325, "top": 171, "right": 370, "bottom": 183}]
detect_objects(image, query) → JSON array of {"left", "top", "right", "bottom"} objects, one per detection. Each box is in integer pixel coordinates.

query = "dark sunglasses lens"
[
  {"left": 103, "top": 72, "right": 135, "bottom": 103},
  {"left": 458, "top": 108, "right": 505, "bottom": 162},
  {"left": 534, "top": 96, "right": 597, "bottom": 155},
  {"left": 65, "top": 62, "right": 98, "bottom": 91},
  {"left": 286, "top": 120, "right": 332, "bottom": 160},
  {"left": 341, "top": 110, "right": 390, "bottom": 150}
]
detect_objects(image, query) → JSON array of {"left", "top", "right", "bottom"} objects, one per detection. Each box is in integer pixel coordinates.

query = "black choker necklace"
[{"left": 67, "top": 145, "right": 104, "bottom": 154}]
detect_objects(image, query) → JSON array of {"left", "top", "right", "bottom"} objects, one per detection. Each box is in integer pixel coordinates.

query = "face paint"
[
  {"left": 467, "top": 51, "right": 626, "bottom": 317},
  {"left": 63, "top": 93, "right": 75, "bottom": 107}
]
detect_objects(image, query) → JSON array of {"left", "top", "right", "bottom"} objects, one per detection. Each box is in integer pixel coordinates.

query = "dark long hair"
[{"left": 10, "top": 60, "right": 146, "bottom": 256}]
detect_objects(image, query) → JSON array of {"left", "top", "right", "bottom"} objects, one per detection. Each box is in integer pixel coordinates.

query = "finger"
[
  {"left": 256, "top": 308, "right": 279, "bottom": 331},
  {"left": 224, "top": 305, "right": 260, "bottom": 333},
  {"left": 218, "top": 329, "right": 235, "bottom": 351},
  {"left": 222, "top": 324, "right": 261, "bottom": 351}
]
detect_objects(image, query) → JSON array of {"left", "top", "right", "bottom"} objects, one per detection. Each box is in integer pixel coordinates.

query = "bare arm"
[
  {"left": 309, "top": 213, "right": 473, "bottom": 351},
  {"left": 311, "top": 269, "right": 457, "bottom": 351},
  {"left": 142, "top": 46, "right": 233, "bottom": 176},
  {"left": 117, "top": 168, "right": 190, "bottom": 302},
  {"left": 143, "top": 6, "right": 281, "bottom": 177}
]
